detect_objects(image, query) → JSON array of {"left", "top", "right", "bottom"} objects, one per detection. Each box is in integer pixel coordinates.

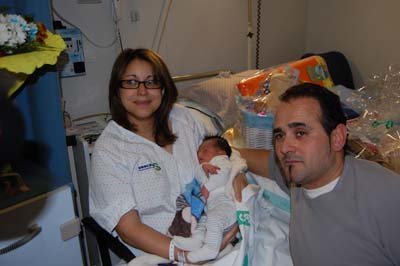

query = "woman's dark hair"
[
  {"left": 109, "top": 48, "right": 177, "bottom": 146},
  {"left": 203, "top": 135, "right": 232, "bottom": 157},
  {"left": 279, "top": 82, "right": 347, "bottom": 136}
]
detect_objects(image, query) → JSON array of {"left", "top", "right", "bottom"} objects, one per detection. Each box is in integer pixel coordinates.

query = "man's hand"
[
  {"left": 202, "top": 163, "right": 220, "bottom": 177},
  {"left": 220, "top": 224, "right": 239, "bottom": 250},
  {"left": 232, "top": 173, "right": 248, "bottom": 202}
]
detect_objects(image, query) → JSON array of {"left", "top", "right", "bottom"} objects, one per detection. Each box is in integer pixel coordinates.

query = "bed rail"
[{"left": 172, "top": 69, "right": 231, "bottom": 82}]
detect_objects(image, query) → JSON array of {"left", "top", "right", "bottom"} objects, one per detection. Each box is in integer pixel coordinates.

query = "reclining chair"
[
  {"left": 81, "top": 217, "right": 135, "bottom": 266},
  {"left": 70, "top": 136, "right": 135, "bottom": 266}
]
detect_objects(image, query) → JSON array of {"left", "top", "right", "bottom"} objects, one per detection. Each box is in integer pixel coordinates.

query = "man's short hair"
[{"left": 279, "top": 82, "right": 347, "bottom": 136}]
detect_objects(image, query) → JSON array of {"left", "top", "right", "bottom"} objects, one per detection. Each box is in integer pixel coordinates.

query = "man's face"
[{"left": 273, "top": 97, "right": 343, "bottom": 189}]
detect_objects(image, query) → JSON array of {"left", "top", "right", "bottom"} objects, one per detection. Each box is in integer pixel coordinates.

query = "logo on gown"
[{"left": 137, "top": 162, "right": 161, "bottom": 171}]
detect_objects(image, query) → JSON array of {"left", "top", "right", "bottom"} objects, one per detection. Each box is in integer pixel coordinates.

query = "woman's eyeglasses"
[{"left": 119, "top": 79, "right": 162, "bottom": 90}]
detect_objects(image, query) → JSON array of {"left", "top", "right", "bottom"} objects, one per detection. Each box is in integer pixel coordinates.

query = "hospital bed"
[
  {"left": 69, "top": 68, "right": 259, "bottom": 265},
  {"left": 69, "top": 69, "right": 255, "bottom": 265},
  {"left": 73, "top": 51, "right": 355, "bottom": 265}
]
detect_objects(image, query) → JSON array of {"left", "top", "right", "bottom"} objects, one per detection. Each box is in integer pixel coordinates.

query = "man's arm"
[
  {"left": 236, "top": 148, "right": 270, "bottom": 177},
  {"left": 231, "top": 148, "right": 271, "bottom": 201}
]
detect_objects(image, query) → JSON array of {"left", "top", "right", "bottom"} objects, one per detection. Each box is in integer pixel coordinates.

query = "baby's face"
[{"left": 197, "top": 140, "right": 226, "bottom": 164}]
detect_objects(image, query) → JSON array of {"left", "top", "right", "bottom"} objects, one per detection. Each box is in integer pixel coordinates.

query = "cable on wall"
[
  {"left": 112, "top": 0, "right": 124, "bottom": 51},
  {"left": 152, "top": 0, "right": 173, "bottom": 53},
  {"left": 247, "top": 0, "right": 253, "bottom": 69},
  {"left": 255, "top": 0, "right": 262, "bottom": 69},
  {"left": 50, "top": 0, "right": 121, "bottom": 49}
]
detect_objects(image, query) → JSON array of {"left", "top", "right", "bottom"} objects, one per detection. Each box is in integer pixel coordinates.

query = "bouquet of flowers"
[
  {"left": 0, "top": 11, "right": 65, "bottom": 96},
  {"left": 0, "top": 13, "right": 48, "bottom": 56}
]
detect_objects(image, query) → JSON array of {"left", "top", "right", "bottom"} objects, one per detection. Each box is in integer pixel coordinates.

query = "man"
[{"left": 235, "top": 83, "right": 400, "bottom": 266}]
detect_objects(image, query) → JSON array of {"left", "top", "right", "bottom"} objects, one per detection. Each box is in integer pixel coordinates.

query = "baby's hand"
[
  {"left": 200, "top": 186, "right": 209, "bottom": 201},
  {"left": 202, "top": 163, "right": 220, "bottom": 177}
]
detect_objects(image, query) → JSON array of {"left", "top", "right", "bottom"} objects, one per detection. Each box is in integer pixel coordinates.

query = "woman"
[{"left": 89, "top": 48, "right": 235, "bottom": 263}]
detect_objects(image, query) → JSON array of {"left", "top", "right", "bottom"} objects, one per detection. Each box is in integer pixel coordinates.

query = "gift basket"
[
  {"left": 231, "top": 56, "right": 335, "bottom": 150},
  {"left": 239, "top": 99, "right": 275, "bottom": 149},
  {"left": 347, "top": 64, "right": 400, "bottom": 174},
  {"left": 237, "top": 55, "right": 334, "bottom": 97},
  {"left": 234, "top": 67, "right": 299, "bottom": 149}
]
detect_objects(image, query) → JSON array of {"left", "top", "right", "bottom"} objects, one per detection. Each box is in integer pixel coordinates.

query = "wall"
[
  {"left": 53, "top": 0, "right": 306, "bottom": 119},
  {"left": 51, "top": 0, "right": 120, "bottom": 119},
  {"left": 256, "top": 0, "right": 307, "bottom": 69},
  {"left": 116, "top": 0, "right": 307, "bottom": 74},
  {"left": 49, "top": 0, "right": 400, "bottom": 118},
  {"left": 118, "top": 0, "right": 249, "bottom": 75},
  {"left": 305, "top": 0, "right": 400, "bottom": 88}
]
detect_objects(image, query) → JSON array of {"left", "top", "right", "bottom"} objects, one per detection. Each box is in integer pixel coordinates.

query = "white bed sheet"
[{"left": 126, "top": 172, "right": 292, "bottom": 266}]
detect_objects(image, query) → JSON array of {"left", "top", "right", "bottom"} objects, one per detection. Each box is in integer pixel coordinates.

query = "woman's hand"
[
  {"left": 202, "top": 163, "right": 220, "bottom": 177},
  {"left": 232, "top": 172, "right": 248, "bottom": 202},
  {"left": 115, "top": 210, "right": 173, "bottom": 259}
]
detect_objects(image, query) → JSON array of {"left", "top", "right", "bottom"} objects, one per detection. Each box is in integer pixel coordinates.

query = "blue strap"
[
  {"left": 183, "top": 179, "right": 205, "bottom": 220},
  {"left": 262, "top": 189, "right": 290, "bottom": 213},
  {"left": 247, "top": 173, "right": 290, "bottom": 213}
]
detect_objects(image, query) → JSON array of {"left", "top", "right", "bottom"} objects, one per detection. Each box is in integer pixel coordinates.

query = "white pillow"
[
  {"left": 178, "top": 98, "right": 224, "bottom": 134},
  {"left": 178, "top": 70, "right": 259, "bottom": 127}
]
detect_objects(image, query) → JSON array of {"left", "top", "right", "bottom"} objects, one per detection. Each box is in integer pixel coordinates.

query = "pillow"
[
  {"left": 177, "top": 98, "right": 224, "bottom": 134},
  {"left": 178, "top": 70, "right": 259, "bottom": 128}
]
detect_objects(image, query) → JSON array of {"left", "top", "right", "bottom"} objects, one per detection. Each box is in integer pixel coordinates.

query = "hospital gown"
[{"left": 89, "top": 104, "right": 210, "bottom": 256}]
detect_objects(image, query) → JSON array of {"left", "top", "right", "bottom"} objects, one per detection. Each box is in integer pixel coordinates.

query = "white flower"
[
  {"left": 0, "top": 23, "right": 11, "bottom": 45},
  {"left": 0, "top": 13, "right": 36, "bottom": 53},
  {"left": 7, "top": 23, "right": 27, "bottom": 45},
  {"left": 7, "top": 14, "right": 28, "bottom": 27},
  {"left": 0, "top": 14, "right": 7, "bottom": 23}
]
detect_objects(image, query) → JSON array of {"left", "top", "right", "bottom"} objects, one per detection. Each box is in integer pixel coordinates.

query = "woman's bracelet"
[
  {"left": 169, "top": 239, "right": 175, "bottom": 262},
  {"left": 177, "top": 250, "right": 187, "bottom": 263}
]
